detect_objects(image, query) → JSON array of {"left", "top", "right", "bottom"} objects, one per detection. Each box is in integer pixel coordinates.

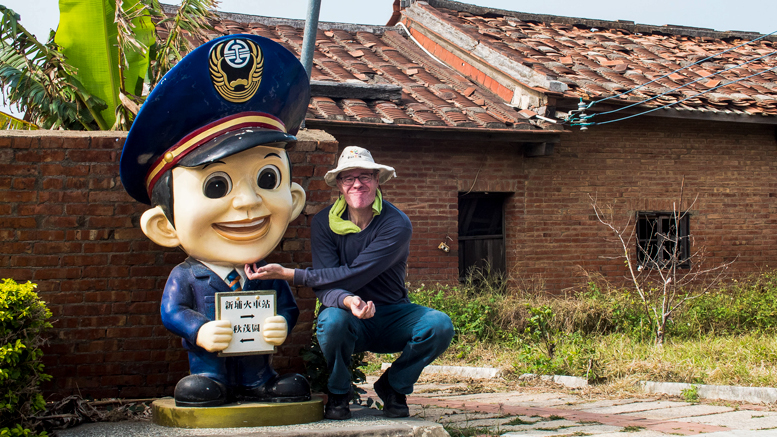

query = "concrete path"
[
  {"left": 389, "top": 377, "right": 777, "bottom": 436},
  {"left": 55, "top": 375, "right": 777, "bottom": 436}
]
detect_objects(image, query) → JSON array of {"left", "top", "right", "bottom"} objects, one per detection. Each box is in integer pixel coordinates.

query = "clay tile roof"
[
  {"left": 403, "top": 0, "right": 777, "bottom": 119},
  {"left": 158, "top": 6, "right": 547, "bottom": 132}
]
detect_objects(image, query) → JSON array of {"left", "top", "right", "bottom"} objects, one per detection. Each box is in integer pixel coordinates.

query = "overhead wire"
[
  {"left": 584, "top": 29, "right": 777, "bottom": 109},
  {"left": 572, "top": 63, "right": 777, "bottom": 127},
  {"left": 574, "top": 50, "right": 777, "bottom": 122}
]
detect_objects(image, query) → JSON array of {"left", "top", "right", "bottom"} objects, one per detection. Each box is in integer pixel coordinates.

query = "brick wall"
[
  {"left": 331, "top": 117, "right": 777, "bottom": 292},
  {"left": 2, "top": 117, "right": 776, "bottom": 398},
  {"left": 0, "top": 129, "right": 337, "bottom": 399}
]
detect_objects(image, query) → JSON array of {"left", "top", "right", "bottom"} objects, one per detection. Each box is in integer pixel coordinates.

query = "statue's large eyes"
[
  {"left": 203, "top": 171, "right": 232, "bottom": 198},
  {"left": 257, "top": 165, "right": 281, "bottom": 190}
]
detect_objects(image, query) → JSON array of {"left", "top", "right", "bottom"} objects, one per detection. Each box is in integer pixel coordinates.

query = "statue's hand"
[
  {"left": 262, "top": 315, "right": 288, "bottom": 346},
  {"left": 196, "top": 320, "right": 233, "bottom": 352}
]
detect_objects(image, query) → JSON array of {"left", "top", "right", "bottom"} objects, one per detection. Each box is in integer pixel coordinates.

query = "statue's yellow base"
[{"left": 151, "top": 395, "right": 324, "bottom": 428}]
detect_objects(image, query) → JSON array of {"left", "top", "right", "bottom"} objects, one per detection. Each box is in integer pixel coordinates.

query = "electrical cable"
[
  {"left": 576, "top": 50, "right": 777, "bottom": 122},
  {"left": 572, "top": 63, "right": 777, "bottom": 127},
  {"left": 585, "top": 29, "right": 777, "bottom": 109},
  {"left": 395, "top": 21, "right": 446, "bottom": 66}
]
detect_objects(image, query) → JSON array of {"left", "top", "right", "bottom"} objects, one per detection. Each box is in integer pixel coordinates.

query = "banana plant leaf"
[
  {"left": 0, "top": 111, "right": 37, "bottom": 130},
  {"left": 56, "top": 0, "right": 154, "bottom": 129}
]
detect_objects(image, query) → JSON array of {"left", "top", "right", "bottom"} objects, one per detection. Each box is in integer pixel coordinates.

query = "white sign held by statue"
[{"left": 216, "top": 291, "right": 276, "bottom": 356}]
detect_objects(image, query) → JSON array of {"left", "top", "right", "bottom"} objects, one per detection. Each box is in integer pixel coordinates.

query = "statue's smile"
[{"left": 212, "top": 216, "right": 270, "bottom": 241}]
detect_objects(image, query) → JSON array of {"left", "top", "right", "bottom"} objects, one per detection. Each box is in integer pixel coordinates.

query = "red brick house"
[{"left": 2, "top": 0, "right": 777, "bottom": 398}]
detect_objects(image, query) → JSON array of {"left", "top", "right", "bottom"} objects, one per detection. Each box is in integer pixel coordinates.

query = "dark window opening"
[
  {"left": 636, "top": 211, "right": 690, "bottom": 269},
  {"left": 458, "top": 193, "right": 508, "bottom": 281}
]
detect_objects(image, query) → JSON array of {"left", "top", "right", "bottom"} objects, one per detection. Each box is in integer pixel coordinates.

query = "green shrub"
[
  {"left": 409, "top": 270, "right": 777, "bottom": 380},
  {"left": 410, "top": 284, "right": 499, "bottom": 343},
  {"left": 674, "top": 273, "right": 777, "bottom": 337},
  {"left": 0, "top": 279, "right": 52, "bottom": 437}
]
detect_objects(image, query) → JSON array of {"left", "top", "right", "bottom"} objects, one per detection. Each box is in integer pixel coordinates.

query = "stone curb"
[
  {"left": 381, "top": 363, "right": 503, "bottom": 379},
  {"left": 518, "top": 373, "right": 589, "bottom": 388},
  {"left": 642, "top": 380, "right": 777, "bottom": 404},
  {"left": 382, "top": 364, "right": 591, "bottom": 389}
]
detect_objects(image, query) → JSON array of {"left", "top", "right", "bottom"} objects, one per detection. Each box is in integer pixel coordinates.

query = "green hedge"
[{"left": 0, "top": 279, "right": 52, "bottom": 437}]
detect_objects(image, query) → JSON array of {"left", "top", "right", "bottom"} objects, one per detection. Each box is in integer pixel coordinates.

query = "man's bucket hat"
[{"left": 324, "top": 147, "right": 396, "bottom": 187}]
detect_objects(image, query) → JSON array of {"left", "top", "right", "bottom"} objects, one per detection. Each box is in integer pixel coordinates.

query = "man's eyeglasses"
[{"left": 337, "top": 173, "right": 376, "bottom": 186}]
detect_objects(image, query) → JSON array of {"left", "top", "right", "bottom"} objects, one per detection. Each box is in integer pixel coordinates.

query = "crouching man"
[
  {"left": 120, "top": 34, "right": 311, "bottom": 407},
  {"left": 247, "top": 147, "right": 454, "bottom": 419}
]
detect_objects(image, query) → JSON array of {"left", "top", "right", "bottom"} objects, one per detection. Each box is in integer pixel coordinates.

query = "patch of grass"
[
  {"left": 444, "top": 426, "right": 500, "bottom": 437},
  {"left": 505, "top": 417, "right": 532, "bottom": 425},
  {"left": 622, "top": 425, "right": 645, "bottom": 432}
]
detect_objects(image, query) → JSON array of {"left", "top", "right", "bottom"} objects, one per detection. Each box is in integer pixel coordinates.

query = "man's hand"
[
  {"left": 196, "top": 320, "right": 233, "bottom": 352},
  {"left": 262, "top": 315, "right": 288, "bottom": 346},
  {"left": 245, "top": 263, "right": 294, "bottom": 282},
  {"left": 343, "top": 295, "right": 375, "bottom": 319}
]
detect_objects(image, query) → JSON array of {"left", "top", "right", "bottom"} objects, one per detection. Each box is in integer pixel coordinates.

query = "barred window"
[{"left": 636, "top": 212, "right": 690, "bottom": 268}]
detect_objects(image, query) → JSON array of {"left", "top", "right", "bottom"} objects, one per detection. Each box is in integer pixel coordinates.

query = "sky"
[{"left": 3, "top": 0, "right": 777, "bottom": 118}]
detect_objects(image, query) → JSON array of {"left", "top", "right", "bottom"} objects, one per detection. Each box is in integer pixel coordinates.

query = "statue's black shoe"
[
  {"left": 373, "top": 369, "right": 409, "bottom": 418},
  {"left": 174, "top": 374, "right": 227, "bottom": 407},
  {"left": 239, "top": 373, "right": 312, "bottom": 403}
]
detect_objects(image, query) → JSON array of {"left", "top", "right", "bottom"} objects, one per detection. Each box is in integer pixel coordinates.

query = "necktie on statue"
[{"left": 226, "top": 269, "right": 242, "bottom": 291}]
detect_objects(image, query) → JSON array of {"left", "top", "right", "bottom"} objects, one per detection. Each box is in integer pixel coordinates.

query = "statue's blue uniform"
[{"left": 160, "top": 257, "right": 300, "bottom": 389}]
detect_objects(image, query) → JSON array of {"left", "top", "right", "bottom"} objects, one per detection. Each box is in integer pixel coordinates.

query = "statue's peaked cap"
[{"left": 120, "top": 34, "right": 310, "bottom": 204}]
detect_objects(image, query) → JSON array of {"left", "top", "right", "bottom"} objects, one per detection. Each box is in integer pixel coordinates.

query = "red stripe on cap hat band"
[{"left": 144, "top": 112, "right": 286, "bottom": 198}]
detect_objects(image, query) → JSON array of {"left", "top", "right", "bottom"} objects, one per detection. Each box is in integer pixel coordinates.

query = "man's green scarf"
[{"left": 329, "top": 189, "right": 383, "bottom": 235}]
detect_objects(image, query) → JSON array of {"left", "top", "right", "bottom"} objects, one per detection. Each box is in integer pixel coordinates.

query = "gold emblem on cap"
[{"left": 209, "top": 38, "right": 264, "bottom": 103}]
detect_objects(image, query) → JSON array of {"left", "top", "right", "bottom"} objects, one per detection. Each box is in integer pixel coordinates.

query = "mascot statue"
[{"left": 120, "top": 34, "right": 311, "bottom": 407}]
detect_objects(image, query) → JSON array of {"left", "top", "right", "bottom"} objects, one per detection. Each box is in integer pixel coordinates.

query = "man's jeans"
[{"left": 317, "top": 302, "right": 454, "bottom": 395}]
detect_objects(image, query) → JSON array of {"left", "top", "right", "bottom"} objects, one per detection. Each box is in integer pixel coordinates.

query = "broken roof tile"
[
  {"left": 438, "top": 107, "right": 478, "bottom": 127},
  {"left": 406, "top": 102, "right": 447, "bottom": 126},
  {"left": 317, "top": 60, "right": 360, "bottom": 82},
  {"left": 464, "top": 108, "right": 506, "bottom": 128},
  {"left": 311, "top": 97, "right": 348, "bottom": 121},
  {"left": 341, "top": 99, "right": 383, "bottom": 123},
  {"left": 374, "top": 101, "right": 416, "bottom": 124},
  {"left": 378, "top": 65, "right": 417, "bottom": 85},
  {"left": 409, "top": 86, "right": 456, "bottom": 110}
]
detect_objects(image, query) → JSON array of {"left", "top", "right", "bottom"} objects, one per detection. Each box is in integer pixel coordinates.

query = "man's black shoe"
[
  {"left": 324, "top": 391, "right": 352, "bottom": 420},
  {"left": 373, "top": 369, "right": 409, "bottom": 418},
  {"left": 238, "top": 373, "right": 312, "bottom": 403},
  {"left": 174, "top": 374, "right": 227, "bottom": 407}
]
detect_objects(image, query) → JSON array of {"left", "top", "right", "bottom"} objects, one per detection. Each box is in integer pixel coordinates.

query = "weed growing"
[
  {"left": 682, "top": 385, "right": 700, "bottom": 403},
  {"left": 405, "top": 270, "right": 777, "bottom": 387}
]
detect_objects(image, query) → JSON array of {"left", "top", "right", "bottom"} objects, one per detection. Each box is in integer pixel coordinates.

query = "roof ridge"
[
  {"left": 161, "top": 3, "right": 395, "bottom": 34},
  {"left": 420, "top": 0, "right": 774, "bottom": 41}
]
